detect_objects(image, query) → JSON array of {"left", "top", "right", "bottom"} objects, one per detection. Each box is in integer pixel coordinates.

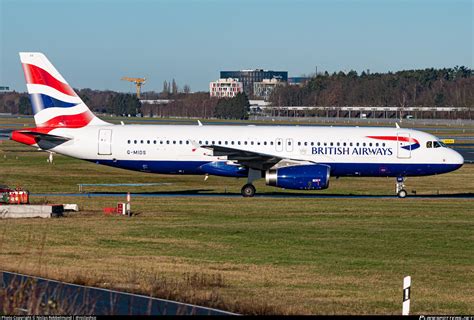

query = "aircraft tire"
[
  {"left": 397, "top": 189, "right": 408, "bottom": 198},
  {"left": 241, "top": 184, "right": 256, "bottom": 197}
]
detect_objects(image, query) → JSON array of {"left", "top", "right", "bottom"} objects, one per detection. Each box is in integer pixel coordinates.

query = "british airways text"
[{"left": 311, "top": 147, "right": 394, "bottom": 156}]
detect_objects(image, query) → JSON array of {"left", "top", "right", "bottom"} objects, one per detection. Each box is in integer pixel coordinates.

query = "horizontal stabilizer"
[{"left": 14, "top": 130, "right": 71, "bottom": 142}]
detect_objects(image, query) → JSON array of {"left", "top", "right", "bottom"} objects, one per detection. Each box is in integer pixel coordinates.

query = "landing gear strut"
[
  {"left": 241, "top": 168, "right": 261, "bottom": 197},
  {"left": 396, "top": 177, "right": 407, "bottom": 198}
]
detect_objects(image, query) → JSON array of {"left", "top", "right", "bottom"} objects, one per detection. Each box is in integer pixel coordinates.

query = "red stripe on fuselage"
[
  {"left": 367, "top": 136, "right": 419, "bottom": 144},
  {"left": 22, "top": 63, "right": 77, "bottom": 97}
]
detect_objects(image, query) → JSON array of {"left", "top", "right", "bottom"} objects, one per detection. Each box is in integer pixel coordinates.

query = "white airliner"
[{"left": 11, "top": 52, "right": 464, "bottom": 197}]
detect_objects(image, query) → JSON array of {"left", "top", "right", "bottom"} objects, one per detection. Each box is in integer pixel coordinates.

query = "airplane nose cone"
[{"left": 451, "top": 149, "right": 464, "bottom": 167}]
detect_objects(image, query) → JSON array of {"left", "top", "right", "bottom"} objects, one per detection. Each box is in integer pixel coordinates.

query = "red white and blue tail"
[{"left": 20, "top": 52, "right": 109, "bottom": 128}]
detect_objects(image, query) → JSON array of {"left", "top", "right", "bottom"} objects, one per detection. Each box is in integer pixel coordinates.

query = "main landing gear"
[
  {"left": 241, "top": 184, "right": 256, "bottom": 197},
  {"left": 396, "top": 177, "right": 408, "bottom": 198},
  {"left": 241, "top": 168, "right": 261, "bottom": 197}
]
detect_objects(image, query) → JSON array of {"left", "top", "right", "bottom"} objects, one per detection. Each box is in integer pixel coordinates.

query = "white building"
[
  {"left": 209, "top": 78, "right": 243, "bottom": 98},
  {"left": 253, "top": 78, "right": 284, "bottom": 100}
]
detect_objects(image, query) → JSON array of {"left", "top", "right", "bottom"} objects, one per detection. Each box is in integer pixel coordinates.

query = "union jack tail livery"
[{"left": 20, "top": 52, "right": 108, "bottom": 128}]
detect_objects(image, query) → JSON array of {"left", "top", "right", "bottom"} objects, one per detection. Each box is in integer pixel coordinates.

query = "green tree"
[
  {"left": 214, "top": 93, "right": 250, "bottom": 120},
  {"left": 18, "top": 95, "right": 32, "bottom": 115}
]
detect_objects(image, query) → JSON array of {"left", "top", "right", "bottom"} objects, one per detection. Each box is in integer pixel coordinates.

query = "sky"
[{"left": 0, "top": 0, "right": 472, "bottom": 93}]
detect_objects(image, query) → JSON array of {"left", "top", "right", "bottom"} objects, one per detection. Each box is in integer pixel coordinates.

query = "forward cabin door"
[
  {"left": 397, "top": 133, "right": 411, "bottom": 159},
  {"left": 98, "top": 129, "right": 112, "bottom": 155}
]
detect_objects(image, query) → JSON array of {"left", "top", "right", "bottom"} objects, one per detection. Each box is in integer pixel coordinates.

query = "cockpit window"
[{"left": 427, "top": 140, "right": 445, "bottom": 148}]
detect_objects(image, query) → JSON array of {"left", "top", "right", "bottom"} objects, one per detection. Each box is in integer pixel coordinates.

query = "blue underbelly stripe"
[{"left": 87, "top": 159, "right": 462, "bottom": 177}]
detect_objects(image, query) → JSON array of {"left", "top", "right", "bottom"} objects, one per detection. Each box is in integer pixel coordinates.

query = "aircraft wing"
[{"left": 200, "top": 145, "right": 283, "bottom": 170}]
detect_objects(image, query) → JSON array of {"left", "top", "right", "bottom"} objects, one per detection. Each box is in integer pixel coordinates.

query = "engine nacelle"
[{"left": 265, "top": 164, "right": 330, "bottom": 190}]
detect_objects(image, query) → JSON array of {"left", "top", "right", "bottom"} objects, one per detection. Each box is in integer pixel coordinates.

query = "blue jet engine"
[{"left": 265, "top": 164, "right": 330, "bottom": 190}]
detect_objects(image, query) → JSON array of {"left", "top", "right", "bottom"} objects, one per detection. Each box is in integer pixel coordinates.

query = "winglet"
[
  {"left": 395, "top": 122, "right": 400, "bottom": 129},
  {"left": 197, "top": 120, "right": 203, "bottom": 126}
]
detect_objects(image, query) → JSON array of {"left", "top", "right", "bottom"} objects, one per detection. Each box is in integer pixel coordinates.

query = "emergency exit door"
[{"left": 98, "top": 129, "right": 112, "bottom": 155}]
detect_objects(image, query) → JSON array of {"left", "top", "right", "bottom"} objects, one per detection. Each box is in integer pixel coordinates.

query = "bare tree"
[
  {"left": 183, "top": 84, "right": 191, "bottom": 94},
  {"left": 171, "top": 79, "right": 178, "bottom": 95}
]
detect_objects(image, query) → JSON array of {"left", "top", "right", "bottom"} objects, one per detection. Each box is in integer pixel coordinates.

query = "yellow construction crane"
[{"left": 121, "top": 77, "right": 146, "bottom": 99}]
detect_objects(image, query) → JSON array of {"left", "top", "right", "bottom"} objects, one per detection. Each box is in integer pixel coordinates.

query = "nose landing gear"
[{"left": 396, "top": 177, "right": 407, "bottom": 198}]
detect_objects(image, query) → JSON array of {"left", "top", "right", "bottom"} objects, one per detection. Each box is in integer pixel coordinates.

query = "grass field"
[{"left": 0, "top": 118, "right": 473, "bottom": 315}]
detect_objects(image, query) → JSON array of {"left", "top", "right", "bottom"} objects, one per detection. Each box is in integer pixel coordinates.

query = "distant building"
[
  {"left": 253, "top": 78, "right": 285, "bottom": 100},
  {"left": 209, "top": 78, "right": 243, "bottom": 98},
  {"left": 0, "top": 86, "right": 10, "bottom": 92},
  {"left": 220, "top": 69, "right": 288, "bottom": 96},
  {"left": 288, "top": 77, "right": 311, "bottom": 86}
]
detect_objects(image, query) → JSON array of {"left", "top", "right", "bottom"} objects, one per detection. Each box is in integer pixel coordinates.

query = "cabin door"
[
  {"left": 98, "top": 129, "right": 112, "bottom": 155},
  {"left": 397, "top": 133, "right": 411, "bottom": 159}
]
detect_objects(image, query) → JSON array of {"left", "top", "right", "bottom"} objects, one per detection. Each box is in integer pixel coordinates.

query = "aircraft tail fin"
[{"left": 19, "top": 52, "right": 109, "bottom": 128}]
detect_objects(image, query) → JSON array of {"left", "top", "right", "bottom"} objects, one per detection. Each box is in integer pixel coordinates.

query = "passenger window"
[
  {"left": 298, "top": 142, "right": 301, "bottom": 146},
  {"left": 245, "top": 141, "right": 248, "bottom": 145},
  {"left": 270, "top": 141, "right": 274, "bottom": 145},
  {"left": 251, "top": 141, "right": 254, "bottom": 145},
  {"left": 311, "top": 142, "right": 314, "bottom": 146},
  {"left": 140, "top": 140, "right": 144, "bottom": 144},
  {"left": 264, "top": 141, "right": 267, "bottom": 146},
  {"left": 382, "top": 143, "right": 386, "bottom": 147},
  {"left": 231, "top": 141, "right": 234, "bottom": 145},
  {"left": 375, "top": 143, "right": 379, "bottom": 147},
  {"left": 166, "top": 140, "right": 170, "bottom": 144},
  {"left": 134, "top": 140, "right": 137, "bottom": 144},
  {"left": 277, "top": 141, "right": 281, "bottom": 145},
  {"left": 238, "top": 141, "right": 241, "bottom": 145},
  {"left": 343, "top": 142, "right": 346, "bottom": 146},
  {"left": 160, "top": 141, "right": 163, "bottom": 144},
  {"left": 179, "top": 141, "right": 183, "bottom": 144},
  {"left": 330, "top": 142, "right": 333, "bottom": 146},
  {"left": 153, "top": 140, "right": 156, "bottom": 144},
  {"left": 369, "top": 143, "right": 372, "bottom": 147},
  {"left": 363, "top": 143, "right": 366, "bottom": 147},
  {"left": 317, "top": 142, "right": 321, "bottom": 146},
  {"left": 356, "top": 143, "right": 359, "bottom": 146},
  {"left": 218, "top": 141, "right": 221, "bottom": 145},
  {"left": 225, "top": 141, "right": 228, "bottom": 145},
  {"left": 127, "top": 140, "right": 130, "bottom": 144},
  {"left": 336, "top": 142, "right": 340, "bottom": 146},
  {"left": 350, "top": 142, "right": 353, "bottom": 147},
  {"left": 426, "top": 141, "right": 432, "bottom": 148},
  {"left": 186, "top": 141, "right": 189, "bottom": 145},
  {"left": 304, "top": 142, "right": 308, "bottom": 146},
  {"left": 199, "top": 140, "right": 202, "bottom": 144},
  {"left": 147, "top": 140, "right": 150, "bottom": 144},
  {"left": 257, "top": 142, "right": 260, "bottom": 145}
]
